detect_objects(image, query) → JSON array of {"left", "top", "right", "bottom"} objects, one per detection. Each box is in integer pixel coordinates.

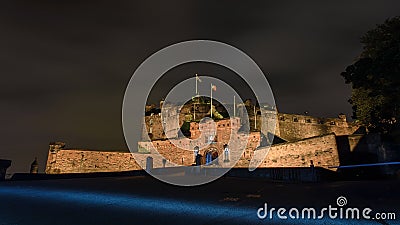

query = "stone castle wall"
[
  {"left": 257, "top": 133, "right": 339, "bottom": 169},
  {"left": 45, "top": 148, "right": 142, "bottom": 174},
  {"left": 45, "top": 133, "right": 340, "bottom": 174},
  {"left": 276, "top": 113, "right": 359, "bottom": 141},
  {"left": 45, "top": 131, "right": 341, "bottom": 174}
]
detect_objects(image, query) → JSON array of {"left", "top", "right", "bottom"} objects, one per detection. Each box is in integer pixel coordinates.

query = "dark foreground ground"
[{"left": 0, "top": 176, "right": 399, "bottom": 225}]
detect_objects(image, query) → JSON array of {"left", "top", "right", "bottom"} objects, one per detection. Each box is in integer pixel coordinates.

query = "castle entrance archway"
[{"left": 205, "top": 147, "right": 219, "bottom": 165}]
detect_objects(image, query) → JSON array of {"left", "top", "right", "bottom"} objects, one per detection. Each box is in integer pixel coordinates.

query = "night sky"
[{"left": 1, "top": 1, "right": 399, "bottom": 173}]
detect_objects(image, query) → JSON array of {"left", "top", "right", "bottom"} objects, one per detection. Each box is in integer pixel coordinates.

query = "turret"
[{"left": 30, "top": 157, "right": 39, "bottom": 174}]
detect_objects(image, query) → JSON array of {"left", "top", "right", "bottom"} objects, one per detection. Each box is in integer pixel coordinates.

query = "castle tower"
[
  {"left": 261, "top": 109, "right": 280, "bottom": 137},
  {"left": 30, "top": 157, "right": 39, "bottom": 174}
]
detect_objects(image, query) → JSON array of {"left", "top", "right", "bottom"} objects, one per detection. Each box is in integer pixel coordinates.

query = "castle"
[{"left": 45, "top": 98, "right": 370, "bottom": 174}]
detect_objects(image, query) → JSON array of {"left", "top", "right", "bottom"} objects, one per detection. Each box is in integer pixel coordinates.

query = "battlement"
[{"left": 277, "top": 113, "right": 349, "bottom": 127}]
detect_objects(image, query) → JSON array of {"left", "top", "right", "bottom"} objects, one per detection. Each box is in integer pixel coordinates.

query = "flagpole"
[
  {"left": 233, "top": 95, "right": 236, "bottom": 117},
  {"left": 210, "top": 83, "right": 213, "bottom": 118},
  {"left": 254, "top": 105, "right": 257, "bottom": 130},
  {"left": 195, "top": 74, "right": 198, "bottom": 96},
  {"left": 194, "top": 74, "right": 197, "bottom": 121}
]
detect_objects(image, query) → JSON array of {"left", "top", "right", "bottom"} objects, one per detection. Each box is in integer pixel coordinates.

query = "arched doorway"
[{"left": 205, "top": 148, "right": 219, "bottom": 165}]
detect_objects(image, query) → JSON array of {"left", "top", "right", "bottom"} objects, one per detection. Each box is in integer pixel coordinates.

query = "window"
[
  {"left": 194, "top": 146, "right": 199, "bottom": 158},
  {"left": 223, "top": 144, "right": 230, "bottom": 162},
  {"left": 293, "top": 117, "right": 298, "bottom": 122},
  {"left": 306, "top": 119, "right": 311, "bottom": 123}
]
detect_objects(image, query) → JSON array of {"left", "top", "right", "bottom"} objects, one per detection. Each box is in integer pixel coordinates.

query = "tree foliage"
[{"left": 341, "top": 16, "right": 400, "bottom": 134}]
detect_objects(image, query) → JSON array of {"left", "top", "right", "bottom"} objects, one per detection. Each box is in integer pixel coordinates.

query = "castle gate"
[{"left": 205, "top": 147, "right": 219, "bottom": 165}]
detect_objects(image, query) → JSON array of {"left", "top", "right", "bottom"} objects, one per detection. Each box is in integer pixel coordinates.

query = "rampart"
[
  {"left": 253, "top": 133, "right": 340, "bottom": 169},
  {"left": 45, "top": 142, "right": 142, "bottom": 174}
]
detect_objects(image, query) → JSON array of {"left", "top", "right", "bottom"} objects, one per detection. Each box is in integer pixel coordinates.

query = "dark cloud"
[{"left": 1, "top": 0, "right": 399, "bottom": 173}]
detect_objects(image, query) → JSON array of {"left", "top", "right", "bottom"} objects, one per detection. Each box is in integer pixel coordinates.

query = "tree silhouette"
[{"left": 341, "top": 16, "right": 400, "bottom": 136}]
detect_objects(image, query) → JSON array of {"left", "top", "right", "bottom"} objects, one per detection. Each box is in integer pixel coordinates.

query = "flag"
[
  {"left": 212, "top": 85, "right": 216, "bottom": 91},
  {"left": 195, "top": 74, "right": 202, "bottom": 82}
]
